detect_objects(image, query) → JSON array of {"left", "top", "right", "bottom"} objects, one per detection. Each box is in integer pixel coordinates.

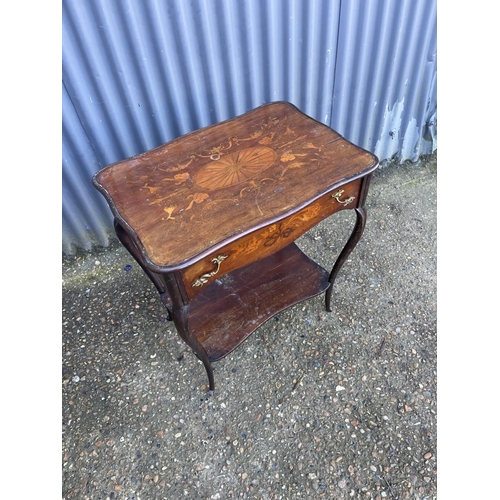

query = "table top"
[{"left": 93, "top": 101, "right": 378, "bottom": 271}]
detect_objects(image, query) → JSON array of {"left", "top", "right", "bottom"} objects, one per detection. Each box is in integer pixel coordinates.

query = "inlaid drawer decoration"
[{"left": 182, "top": 178, "right": 361, "bottom": 298}]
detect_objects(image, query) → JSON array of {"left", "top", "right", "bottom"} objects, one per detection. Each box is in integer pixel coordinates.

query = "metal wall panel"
[
  {"left": 62, "top": 0, "right": 437, "bottom": 255},
  {"left": 331, "top": 0, "right": 437, "bottom": 161}
]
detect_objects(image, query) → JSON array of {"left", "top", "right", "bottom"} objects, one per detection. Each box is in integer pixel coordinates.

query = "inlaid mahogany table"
[{"left": 92, "top": 101, "right": 379, "bottom": 394}]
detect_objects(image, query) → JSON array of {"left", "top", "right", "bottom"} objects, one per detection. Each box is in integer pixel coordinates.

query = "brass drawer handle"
[
  {"left": 192, "top": 255, "right": 228, "bottom": 287},
  {"left": 332, "top": 189, "right": 355, "bottom": 206}
]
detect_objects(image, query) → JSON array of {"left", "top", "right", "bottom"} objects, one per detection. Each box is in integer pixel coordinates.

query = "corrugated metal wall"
[{"left": 62, "top": 0, "right": 437, "bottom": 255}]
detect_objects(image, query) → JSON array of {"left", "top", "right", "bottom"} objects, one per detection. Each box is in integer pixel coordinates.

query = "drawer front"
[{"left": 182, "top": 178, "right": 361, "bottom": 299}]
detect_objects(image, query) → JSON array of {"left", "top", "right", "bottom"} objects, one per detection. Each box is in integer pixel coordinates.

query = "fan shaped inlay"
[{"left": 193, "top": 146, "right": 277, "bottom": 191}]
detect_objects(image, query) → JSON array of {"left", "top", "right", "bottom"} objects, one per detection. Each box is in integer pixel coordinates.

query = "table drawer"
[{"left": 182, "top": 178, "right": 362, "bottom": 299}]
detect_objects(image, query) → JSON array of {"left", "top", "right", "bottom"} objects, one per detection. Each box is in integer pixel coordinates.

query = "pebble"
[{"left": 62, "top": 157, "right": 437, "bottom": 500}]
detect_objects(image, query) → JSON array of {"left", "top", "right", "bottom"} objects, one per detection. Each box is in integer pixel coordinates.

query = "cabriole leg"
[
  {"left": 114, "top": 219, "right": 173, "bottom": 320},
  {"left": 171, "top": 304, "right": 215, "bottom": 395},
  {"left": 325, "top": 207, "right": 367, "bottom": 312}
]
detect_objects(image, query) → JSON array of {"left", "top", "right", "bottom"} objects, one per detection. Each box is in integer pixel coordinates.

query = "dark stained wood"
[
  {"left": 93, "top": 101, "right": 378, "bottom": 272},
  {"left": 325, "top": 207, "right": 367, "bottom": 312},
  {"left": 187, "top": 243, "right": 330, "bottom": 361},
  {"left": 92, "top": 101, "right": 379, "bottom": 393},
  {"left": 182, "top": 177, "right": 362, "bottom": 299}
]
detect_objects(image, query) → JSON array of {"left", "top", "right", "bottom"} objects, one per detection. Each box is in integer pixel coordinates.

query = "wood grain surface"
[{"left": 93, "top": 102, "right": 377, "bottom": 271}]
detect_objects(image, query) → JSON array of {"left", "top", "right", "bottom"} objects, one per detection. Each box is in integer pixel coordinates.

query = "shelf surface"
[{"left": 188, "top": 243, "right": 330, "bottom": 362}]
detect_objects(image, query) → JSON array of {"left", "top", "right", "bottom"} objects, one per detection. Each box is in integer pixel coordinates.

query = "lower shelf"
[{"left": 188, "top": 242, "right": 330, "bottom": 362}]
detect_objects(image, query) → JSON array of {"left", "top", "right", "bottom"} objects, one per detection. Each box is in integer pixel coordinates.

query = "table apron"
[{"left": 181, "top": 177, "right": 363, "bottom": 300}]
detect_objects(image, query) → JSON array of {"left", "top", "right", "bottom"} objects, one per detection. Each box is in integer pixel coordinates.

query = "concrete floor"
[{"left": 62, "top": 153, "right": 437, "bottom": 499}]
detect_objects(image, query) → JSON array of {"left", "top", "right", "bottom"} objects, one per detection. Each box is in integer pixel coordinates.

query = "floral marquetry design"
[
  {"left": 93, "top": 101, "right": 378, "bottom": 271},
  {"left": 193, "top": 146, "right": 277, "bottom": 191}
]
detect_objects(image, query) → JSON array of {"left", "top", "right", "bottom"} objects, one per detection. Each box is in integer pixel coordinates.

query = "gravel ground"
[{"left": 62, "top": 153, "right": 437, "bottom": 500}]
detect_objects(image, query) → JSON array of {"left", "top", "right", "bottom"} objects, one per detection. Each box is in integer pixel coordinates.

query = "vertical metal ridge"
[
  {"left": 63, "top": 0, "right": 436, "bottom": 254},
  {"left": 330, "top": 0, "right": 436, "bottom": 162}
]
